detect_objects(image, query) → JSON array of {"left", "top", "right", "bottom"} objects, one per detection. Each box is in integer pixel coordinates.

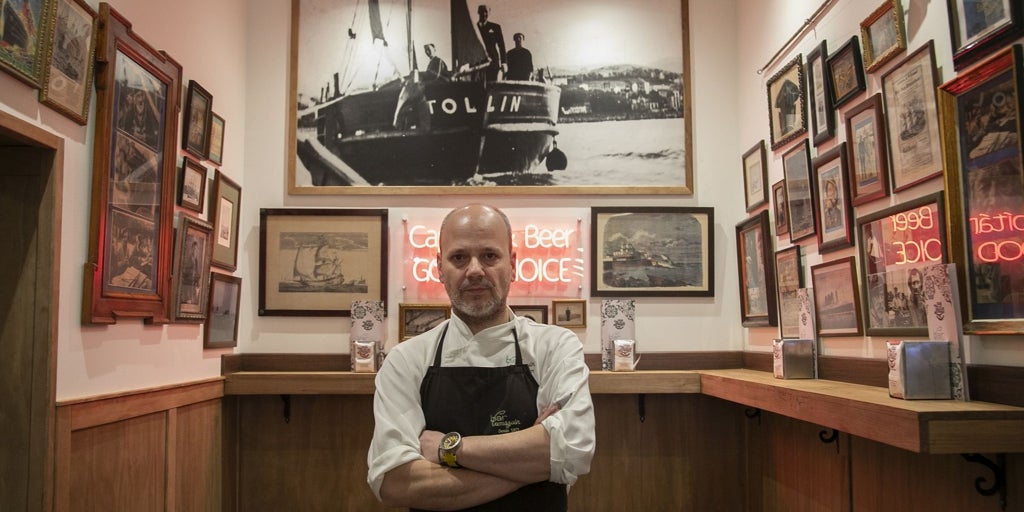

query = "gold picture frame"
[
  {"left": 398, "top": 303, "right": 451, "bottom": 340},
  {"left": 551, "top": 299, "right": 586, "bottom": 328}
]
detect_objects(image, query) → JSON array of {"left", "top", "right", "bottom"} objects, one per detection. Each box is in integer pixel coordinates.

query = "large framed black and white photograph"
[
  {"left": 259, "top": 208, "right": 388, "bottom": 316},
  {"left": 736, "top": 210, "right": 777, "bottom": 327},
  {"left": 881, "top": 40, "right": 943, "bottom": 192},
  {"left": 765, "top": 55, "right": 807, "bottom": 150},
  {"left": 590, "top": 206, "right": 714, "bottom": 297},
  {"left": 289, "top": 0, "right": 693, "bottom": 195},
  {"left": 39, "top": 0, "right": 97, "bottom": 125},
  {"left": 783, "top": 139, "right": 815, "bottom": 243},
  {"left": 946, "top": 0, "right": 1023, "bottom": 70}
]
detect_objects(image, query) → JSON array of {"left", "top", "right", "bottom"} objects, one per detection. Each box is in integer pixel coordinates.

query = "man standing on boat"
[
  {"left": 506, "top": 32, "right": 533, "bottom": 81},
  {"left": 476, "top": 5, "right": 506, "bottom": 82},
  {"left": 423, "top": 43, "right": 449, "bottom": 81}
]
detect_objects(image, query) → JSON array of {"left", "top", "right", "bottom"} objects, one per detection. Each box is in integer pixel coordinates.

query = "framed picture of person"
[
  {"left": 810, "top": 256, "right": 863, "bottom": 337},
  {"left": 552, "top": 299, "right": 586, "bottom": 328},
  {"left": 806, "top": 40, "right": 834, "bottom": 146},
  {"left": 38, "top": 0, "right": 97, "bottom": 124},
  {"left": 827, "top": 36, "right": 866, "bottom": 108},
  {"left": 178, "top": 157, "right": 207, "bottom": 213},
  {"left": 210, "top": 170, "right": 241, "bottom": 270},
  {"left": 844, "top": 93, "right": 890, "bottom": 206},
  {"left": 743, "top": 140, "right": 769, "bottom": 212},
  {"left": 812, "top": 143, "right": 854, "bottom": 253},
  {"left": 736, "top": 210, "right": 777, "bottom": 327},
  {"left": 946, "top": 0, "right": 1023, "bottom": 70},
  {"left": 782, "top": 139, "right": 816, "bottom": 243},
  {"left": 860, "top": 0, "right": 906, "bottom": 73},
  {"left": 774, "top": 245, "right": 802, "bottom": 338},
  {"left": 772, "top": 180, "right": 790, "bottom": 237},
  {"left": 171, "top": 215, "right": 213, "bottom": 323},
  {"left": 765, "top": 55, "right": 807, "bottom": 150},
  {"left": 182, "top": 79, "right": 213, "bottom": 159},
  {"left": 510, "top": 304, "right": 548, "bottom": 324},
  {"left": 398, "top": 303, "right": 451, "bottom": 340},
  {"left": 0, "top": 0, "right": 54, "bottom": 87},
  {"left": 881, "top": 41, "right": 943, "bottom": 192},
  {"left": 205, "top": 272, "right": 242, "bottom": 348}
]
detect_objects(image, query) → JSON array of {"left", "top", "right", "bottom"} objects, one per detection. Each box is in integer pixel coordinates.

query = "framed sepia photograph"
[
  {"left": 775, "top": 245, "right": 802, "bottom": 338},
  {"left": 171, "top": 215, "right": 212, "bottom": 323},
  {"left": 782, "top": 139, "right": 815, "bottom": 243},
  {"left": 938, "top": 45, "right": 1024, "bottom": 334},
  {"left": 590, "top": 206, "right": 714, "bottom": 297},
  {"left": 810, "top": 256, "right": 862, "bottom": 336},
  {"left": 845, "top": 93, "right": 889, "bottom": 205},
  {"left": 806, "top": 40, "right": 834, "bottom": 146},
  {"left": 860, "top": 0, "right": 906, "bottom": 73},
  {"left": 511, "top": 304, "right": 549, "bottom": 324},
  {"left": 289, "top": 0, "right": 693, "bottom": 195},
  {"left": 207, "top": 112, "right": 225, "bottom": 165},
  {"left": 812, "top": 143, "right": 854, "bottom": 253},
  {"left": 0, "top": 0, "right": 54, "bottom": 87},
  {"left": 178, "top": 157, "right": 207, "bottom": 213},
  {"left": 552, "top": 299, "right": 586, "bottom": 328},
  {"left": 82, "top": 4, "right": 182, "bottom": 324},
  {"left": 259, "top": 208, "right": 388, "bottom": 316},
  {"left": 205, "top": 272, "right": 242, "bottom": 348},
  {"left": 399, "top": 303, "right": 451, "bottom": 340},
  {"left": 827, "top": 35, "right": 866, "bottom": 108},
  {"left": 946, "top": 0, "right": 1023, "bottom": 70},
  {"left": 736, "top": 210, "right": 777, "bottom": 327},
  {"left": 856, "top": 193, "right": 946, "bottom": 337},
  {"left": 182, "top": 79, "right": 212, "bottom": 159},
  {"left": 881, "top": 40, "right": 943, "bottom": 192},
  {"left": 743, "top": 140, "right": 769, "bottom": 212},
  {"left": 38, "top": 0, "right": 96, "bottom": 124},
  {"left": 209, "top": 170, "right": 241, "bottom": 270},
  {"left": 765, "top": 54, "right": 807, "bottom": 150},
  {"left": 772, "top": 180, "right": 789, "bottom": 237}
]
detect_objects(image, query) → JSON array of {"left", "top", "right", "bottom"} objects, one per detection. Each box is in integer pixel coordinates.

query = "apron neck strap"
[{"left": 431, "top": 322, "right": 523, "bottom": 367}]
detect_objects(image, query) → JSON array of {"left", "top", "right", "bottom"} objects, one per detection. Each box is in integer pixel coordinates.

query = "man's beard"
[{"left": 447, "top": 278, "right": 505, "bottom": 321}]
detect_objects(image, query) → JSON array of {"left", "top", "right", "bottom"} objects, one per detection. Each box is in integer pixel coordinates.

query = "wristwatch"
[{"left": 438, "top": 431, "right": 462, "bottom": 468}]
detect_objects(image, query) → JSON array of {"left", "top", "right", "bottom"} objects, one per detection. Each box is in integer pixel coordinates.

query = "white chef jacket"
[{"left": 366, "top": 313, "right": 596, "bottom": 500}]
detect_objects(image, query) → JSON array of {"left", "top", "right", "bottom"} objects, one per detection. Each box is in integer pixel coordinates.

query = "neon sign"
[
  {"left": 889, "top": 205, "right": 943, "bottom": 265},
  {"left": 970, "top": 211, "right": 1024, "bottom": 263}
]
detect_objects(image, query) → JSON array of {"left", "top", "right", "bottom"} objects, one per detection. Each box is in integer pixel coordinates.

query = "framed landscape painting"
[
  {"left": 289, "top": 0, "right": 693, "bottom": 195},
  {"left": 399, "top": 303, "right": 451, "bottom": 340}
]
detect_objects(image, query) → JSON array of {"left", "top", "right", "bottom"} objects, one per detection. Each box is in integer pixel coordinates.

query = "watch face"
[{"left": 441, "top": 432, "right": 460, "bottom": 450}]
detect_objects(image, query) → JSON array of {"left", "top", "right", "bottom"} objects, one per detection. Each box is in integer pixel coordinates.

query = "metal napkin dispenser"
[
  {"left": 887, "top": 341, "right": 952, "bottom": 400},
  {"left": 772, "top": 339, "right": 816, "bottom": 379}
]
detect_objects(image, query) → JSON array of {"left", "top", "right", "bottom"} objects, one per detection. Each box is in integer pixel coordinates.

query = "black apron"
[{"left": 414, "top": 323, "right": 568, "bottom": 512}]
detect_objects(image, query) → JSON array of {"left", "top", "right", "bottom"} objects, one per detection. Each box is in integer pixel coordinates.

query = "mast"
[{"left": 406, "top": 0, "right": 414, "bottom": 71}]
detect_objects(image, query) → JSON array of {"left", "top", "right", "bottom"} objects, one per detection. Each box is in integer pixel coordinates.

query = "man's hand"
[{"left": 534, "top": 402, "right": 561, "bottom": 425}]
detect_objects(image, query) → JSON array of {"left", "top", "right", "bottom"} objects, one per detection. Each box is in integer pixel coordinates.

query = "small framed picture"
[
  {"left": 511, "top": 304, "right": 548, "bottom": 324},
  {"left": 182, "top": 80, "right": 213, "bottom": 158},
  {"left": 860, "top": 0, "right": 906, "bottom": 73},
  {"left": 210, "top": 170, "right": 241, "bottom": 270},
  {"left": 39, "top": 0, "right": 97, "bottom": 125},
  {"left": 810, "top": 256, "right": 863, "bottom": 337},
  {"left": 827, "top": 36, "right": 866, "bottom": 108},
  {"left": 881, "top": 40, "right": 943, "bottom": 192},
  {"left": 205, "top": 272, "right": 242, "bottom": 348},
  {"left": 765, "top": 55, "right": 807, "bottom": 150},
  {"left": 946, "top": 0, "right": 1023, "bottom": 70},
  {"left": 742, "top": 140, "right": 769, "bottom": 212},
  {"left": 806, "top": 40, "right": 835, "bottom": 146},
  {"left": 178, "top": 157, "right": 207, "bottom": 213},
  {"left": 812, "top": 143, "right": 854, "bottom": 253},
  {"left": 782, "top": 139, "right": 816, "bottom": 243},
  {"left": 398, "top": 303, "right": 451, "bottom": 340},
  {"left": 171, "top": 215, "right": 212, "bottom": 323},
  {"left": 845, "top": 93, "right": 890, "bottom": 206},
  {"left": 0, "top": 0, "right": 53, "bottom": 87},
  {"left": 207, "top": 112, "right": 225, "bottom": 165},
  {"left": 772, "top": 180, "right": 789, "bottom": 237},
  {"left": 736, "top": 210, "right": 777, "bottom": 327},
  {"left": 552, "top": 299, "right": 586, "bottom": 328},
  {"left": 774, "top": 246, "right": 803, "bottom": 338}
]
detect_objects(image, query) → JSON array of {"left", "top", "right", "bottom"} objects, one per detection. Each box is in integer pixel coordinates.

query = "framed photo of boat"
[
  {"left": 38, "top": 0, "right": 97, "bottom": 125},
  {"left": 82, "top": 4, "right": 182, "bottom": 325},
  {"left": 258, "top": 208, "right": 388, "bottom": 317},
  {"left": 511, "top": 304, "right": 548, "bottom": 324},
  {"left": 810, "top": 256, "right": 862, "bottom": 337},
  {"left": 0, "top": 0, "right": 54, "bottom": 88},
  {"left": 205, "top": 272, "right": 242, "bottom": 348},
  {"left": 736, "top": 210, "right": 777, "bottom": 327},
  {"left": 398, "top": 303, "right": 451, "bottom": 340},
  {"left": 171, "top": 215, "right": 213, "bottom": 323},
  {"left": 590, "top": 206, "right": 714, "bottom": 297},
  {"left": 287, "top": 0, "right": 693, "bottom": 195},
  {"left": 209, "top": 170, "right": 241, "bottom": 270}
]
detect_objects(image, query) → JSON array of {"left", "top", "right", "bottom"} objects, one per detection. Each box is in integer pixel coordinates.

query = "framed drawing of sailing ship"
[
  {"left": 287, "top": 0, "right": 693, "bottom": 195},
  {"left": 259, "top": 208, "right": 388, "bottom": 316}
]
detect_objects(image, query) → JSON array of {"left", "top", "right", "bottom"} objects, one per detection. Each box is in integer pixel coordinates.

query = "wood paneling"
[
  {"left": 175, "top": 400, "right": 222, "bottom": 511},
  {"left": 70, "top": 412, "right": 167, "bottom": 511},
  {"left": 585, "top": 350, "right": 743, "bottom": 370}
]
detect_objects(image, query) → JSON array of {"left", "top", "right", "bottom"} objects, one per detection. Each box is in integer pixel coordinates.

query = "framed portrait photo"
[
  {"left": 736, "top": 210, "right": 777, "bottom": 327},
  {"left": 772, "top": 180, "right": 790, "bottom": 237},
  {"left": 812, "top": 143, "right": 854, "bottom": 253},
  {"left": 552, "top": 299, "right": 586, "bottom": 328},
  {"left": 881, "top": 40, "right": 943, "bottom": 192},
  {"left": 39, "top": 0, "right": 97, "bottom": 124},
  {"left": 743, "top": 140, "right": 769, "bottom": 212},
  {"left": 0, "top": 0, "right": 54, "bottom": 88},
  {"left": 782, "top": 139, "right": 816, "bottom": 243},
  {"left": 210, "top": 170, "right": 241, "bottom": 270},
  {"left": 938, "top": 45, "right": 1024, "bottom": 334},
  {"left": 171, "top": 215, "right": 213, "bottom": 323},
  {"left": 844, "top": 93, "right": 890, "bottom": 206},
  {"left": 810, "top": 256, "right": 862, "bottom": 337},
  {"left": 860, "top": 0, "right": 906, "bottom": 73},
  {"left": 205, "top": 272, "right": 242, "bottom": 349},
  {"left": 178, "top": 157, "right": 207, "bottom": 213},
  {"left": 774, "top": 245, "right": 803, "bottom": 338},
  {"left": 510, "top": 304, "right": 548, "bottom": 324},
  {"left": 207, "top": 112, "right": 225, "bottom": 165},
  {"left": 827, "top": 36, "right": 866, "bottom": 108},
  {"left": 398, "top": 303, "right": 451, "bottom": 340},
  {"left": 590, "top": 206, "right": 714, "bottom": 297},
  {"left": 806, "top": 40, "right": 835, "bottom": 146},
  {"left": 946, "top": 0, "right": 1024, "bottom": 70},
  {"left": 259, "top": 208, "right": 388, "bottom": 316},
  {"left": 856, "top": 193, "right": 946, "bottom": 337},
  {"left": 182, "top": 79, "right": 212, "bottom": 159},
  {"left": 766, "top": 55, "right": 807, "bottom": 150}
]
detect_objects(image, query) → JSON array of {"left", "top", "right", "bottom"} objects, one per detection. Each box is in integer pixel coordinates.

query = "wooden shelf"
[{"left": 224, "top": 371, "right": 377, "bottom": 395}]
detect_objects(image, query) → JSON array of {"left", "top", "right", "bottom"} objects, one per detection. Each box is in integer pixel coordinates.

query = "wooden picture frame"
[
  {"left": 736, "top": 210, "right": 777, "bottom": 327},
  {"left": 209, "top": 170, "right": 241, "bottom": 270},
  {"left": 511, "top": 304, "right": 549, "bottom": 324},
  {"left": 827, "top": 36, "right": 866, "bottom": 109},
  {"left": 258, "top": 208, "right": 388, "bottom": 316},
  {"left": 812, "top": 142, "right": 854, "bottom": 253},
  {"left": 845, "top": 93, "right": 890, "bottom": 206},
  {"left": 774, "top": 245, "right": 802, "bottom": 338},
  {"left": 782, "top": 139, "right": 815, "bottom": 243},
  {"left": 38, "top": 0, "right": 97, "bottom": 124},
  {"left": 810, "top": 256, "right": 862, "bottom": 336},
  {"left": 946, "top": 0, "right": 1024, "bottom": 70},
  {"left": 171, "top": 215, "right": 212, "bottom": 323},
  {"left": 766, "top": 54, "right": 807, "bottom": 150},
  {"left": 398, "top": 303, "right": 451, "bottom": 340},
  {"left": 590, "top": 206, "right": 714, "bottom": 297},
  {"left": 806, "top": 40, "right": 835, "bottom": 146},
  {"left": 881, "top": 40, "right": 943, "bottom": 192},
  {"left": 82, "top": 4, "right": 182, "bottom": 324},
  {"left": 0, "top": 0, "right": 54, "bottom": 87},
  {"left": 182, "top": 79, "right": 212, "bottom": 158},
  {"left": 860, "top": 0, "right": 906, "bottom": 73},
  {"left": 856, "top": 193, "right": 946, "bottom": 337},
  {"left": 552, "top": 299, "right": 586, "bottom": 328},
  {"left": 743, "top": 140, "right": 769, "bottom": 212},
  {"left": 205, "top": 272, "right": 241, "bottom": 348},
  {"left": 938, "top": 45, "right": 1024, "bottom": 334},
  {"left": 772, "top": 180, "right": 789, "bottom": 237},
  {"left": 207, "top": 112, "right": 225, "bottom": 165},
  {"left": 288, "top": 0, "right": 693, "bottom": 195},
  {"left": 178, "top": 157, "right": 207, "bottom": 213}
]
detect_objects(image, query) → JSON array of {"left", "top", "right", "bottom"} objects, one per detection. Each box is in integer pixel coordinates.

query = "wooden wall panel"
[{"left": 174, "top": 400, "right": 222, "bottom": 511}]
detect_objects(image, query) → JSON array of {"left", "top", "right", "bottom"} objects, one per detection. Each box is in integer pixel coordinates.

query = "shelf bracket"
[
  {"left": 961, "top": 453, "right": 1007, "bottom": 510},
  {"left": 281, "top": 394, "right": 292, "bottom": 424},
  {"left": 637, "top": 394, "right": 646, "bottom": 423},
  {"left": 818, "top": 428, "right": 839, "bottom": 453},
  {"left": 743, "top": 407, "right": 761, "bottom": 425}
]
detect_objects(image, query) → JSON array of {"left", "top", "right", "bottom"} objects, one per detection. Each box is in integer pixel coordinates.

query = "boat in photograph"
[{"left": 296, "top": 0, "right": 560, "bottom": 186}]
